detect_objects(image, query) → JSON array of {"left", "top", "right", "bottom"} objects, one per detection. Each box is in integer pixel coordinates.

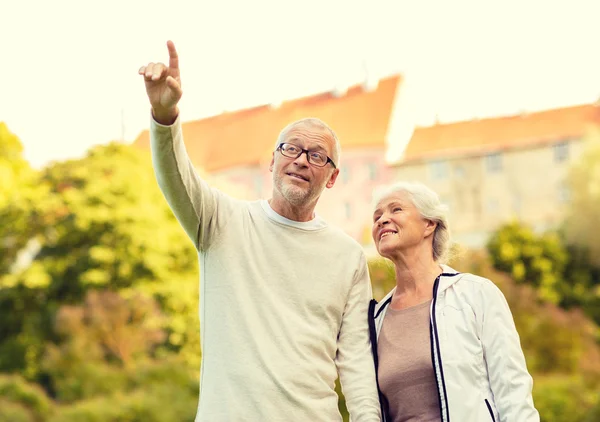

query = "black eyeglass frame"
[{"left": 276, "top": 143, "right": 337, "bottom": 169}]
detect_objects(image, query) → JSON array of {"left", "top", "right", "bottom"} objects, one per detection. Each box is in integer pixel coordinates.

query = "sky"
[{"left": 1, "top": 0, "right": 599, "bottom": 168}]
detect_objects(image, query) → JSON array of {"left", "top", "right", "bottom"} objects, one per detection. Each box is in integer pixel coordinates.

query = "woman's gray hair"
[
  {"left": 274, "top": 118, "right": 342, "bottom": 167},
  {"left": 373, "top": 181, "right": 452, "bottom": 264}
]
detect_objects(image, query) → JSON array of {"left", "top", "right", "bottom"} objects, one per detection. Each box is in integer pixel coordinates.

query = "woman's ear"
[{"left": 424, "top": 219, "right": 437, "bottom": 237}]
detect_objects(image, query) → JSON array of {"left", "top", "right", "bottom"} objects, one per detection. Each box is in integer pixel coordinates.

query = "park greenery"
[{"left": 1, "top": 122, "right": 599, "bottom": 421}]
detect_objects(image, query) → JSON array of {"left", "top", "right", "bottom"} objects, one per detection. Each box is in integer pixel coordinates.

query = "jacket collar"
[{"left": 373, "top": 264, "right": 461, "bottom": 316}]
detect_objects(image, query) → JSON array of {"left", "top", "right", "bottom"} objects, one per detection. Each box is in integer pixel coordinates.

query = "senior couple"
[{"left": 140, "top": 41, "right": 539, "bottom": 421}]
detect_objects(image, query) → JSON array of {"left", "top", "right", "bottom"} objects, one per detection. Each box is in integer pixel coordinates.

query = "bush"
[
  {"left": 47, "top": 357, "right": 199, "bottom": 422},
  {"left": 452, "top": 251, "right": 600, "bottom": 379},
  {"left": 43, "top": 360, "right": 129, "bottom": 403},
  {"left": 368, "top": 257, "right": 396, "bottom": 301},
  {"left": 48, "top": 384, "right": 198, "bottom": 422},
  {"left": 0, "top": 375, "right": 53, "bottom": 420},
  {"left": 0, "top": 400, "right": 35, "bottom": 422},
  {"left": 533, "top": 375, "right": 599, "bottom": 422}
]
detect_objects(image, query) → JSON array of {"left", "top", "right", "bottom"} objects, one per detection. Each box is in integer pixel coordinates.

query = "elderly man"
[{"left": 139, "top": 40, "right": 380, "bottom": 422}]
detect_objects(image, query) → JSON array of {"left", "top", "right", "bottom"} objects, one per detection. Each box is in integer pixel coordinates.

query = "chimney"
[
  {"left": 332, "top": 84, "right": 348, "bottom": 98},
  {"left": 269, "top": 99, "right": 283, "bottom": 109},
  {"left": 361, "top": 60, "right": 379, "bottom": 92}
]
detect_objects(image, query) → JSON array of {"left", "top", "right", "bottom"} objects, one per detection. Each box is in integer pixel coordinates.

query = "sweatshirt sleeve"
[
  {"left": 335, "top": 252, "right": 382, "bottom": 421},
  {"left": 150, "top": 114, "right": 231, "bottom": 251},
  {"left": 480, "top": 280, "right": 540, "bottom": 422}
]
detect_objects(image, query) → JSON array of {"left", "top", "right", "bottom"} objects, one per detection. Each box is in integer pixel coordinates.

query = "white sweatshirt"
[{"left": 150, "top": 116, "right": 381, "bottom": 422}]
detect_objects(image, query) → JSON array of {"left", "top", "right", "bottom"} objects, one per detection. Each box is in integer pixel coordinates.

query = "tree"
[
  {"left": 453, "top": 251, "right": 600, "bottom": 421},
  {"left": 487, "top": 221, "right": 569, "bottom": 304},
  {"left": 0, "top": 142, "right": 200, "bottom": 378},
  {"left": 0, "top": 123, "right": 52, "bottom": 276},
  {"left": 0, "top": 374, "right": 53, "bottom": 422},
  {"left": 42, "top": 291, "right": 167, "bottom": 402},
  {"left": 564, "top": 127, "right": 600, "bottom": 266},
  {"left": 560, "top": 128, "right": 600, "bottom": 324},
  {"left": 0, "top": 123, "right": 58, "bottom": 379},
  {"left": 367, "top": 257, "right": 396, "bottom": 301}
]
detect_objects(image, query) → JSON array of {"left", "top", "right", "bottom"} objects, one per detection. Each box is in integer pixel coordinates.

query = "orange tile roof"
[
  {"left": 399, "top": 103, "right": 600, "bottom": 164},
  {"left": 133, "top": 75, "right": 402, "bottom": 172}
]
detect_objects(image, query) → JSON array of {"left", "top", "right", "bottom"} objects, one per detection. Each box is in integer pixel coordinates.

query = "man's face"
[{"left": 270, "top": 122, "right": 339, "bottom": 208}]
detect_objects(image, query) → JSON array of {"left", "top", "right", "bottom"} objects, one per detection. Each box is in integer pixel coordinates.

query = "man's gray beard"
[
  {"left": 275, "top": 174, "right": 324, "bottom": 207},
  {"left": 281, "top": 183, "right": 314, "bottom": 206}
]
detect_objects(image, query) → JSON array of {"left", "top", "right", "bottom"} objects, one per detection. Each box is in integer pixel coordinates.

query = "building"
[
  {"left": 391, "top": 103, "right": 600, "bottom": 247},
  {"left": 133, "top": 76, "right": 600, "bottom": 250}
]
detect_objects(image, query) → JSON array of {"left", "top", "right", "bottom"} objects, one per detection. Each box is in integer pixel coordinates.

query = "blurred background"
[{"left": 1, "top": 0, "right": 599, "bottom": 420}]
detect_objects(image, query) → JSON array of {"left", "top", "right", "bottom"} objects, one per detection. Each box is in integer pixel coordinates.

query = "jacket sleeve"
[
  {"left": 335, "top": 252, "right": 382, "bottom": 421},
  {"left": 150, "top": 114, "right": 232, "bottom": 251},
  {"left": 479, "top": 279, "right": 540, "bottom": 422}
]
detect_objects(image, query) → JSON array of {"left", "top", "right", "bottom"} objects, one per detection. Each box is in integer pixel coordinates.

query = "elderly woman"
[{"left": 368, "top": 181, "right": 539, "bottom": 422}]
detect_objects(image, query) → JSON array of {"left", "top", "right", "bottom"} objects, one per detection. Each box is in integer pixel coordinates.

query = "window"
[
  {"left": 512, "top": 195, "right": 522, "bottom": 214},
  {"left": 485, "top": 153, "right": 502, "bottom": 173},
  {"left": 429, "top": 160, "right": 448, "bottom": 180},
  {"left": 344, "top": 202, "right": 352, "bottom": 219},
  {"left": 454, "top": 165, "right": 466, "bottom": 179},
  {"left": 558, "top": 183, "right": 571, "bottom": 203},
  {"left": 341, "top": 167, "right": 350, "bottom": 184},
  {"left": 254, "top": 175, "right": 263, "bottom": 195},
  {"left": 367, "top": 163, "right": 378, "bottom": 181},
  {"left": 554, "top": 142, "right": 569, "bottom": 163},
  {"left": 440, "top": 196, "right": 452, "bottom": 212},
  {"left": 486, "top": 198, "right": 499, "bottom": 213}
]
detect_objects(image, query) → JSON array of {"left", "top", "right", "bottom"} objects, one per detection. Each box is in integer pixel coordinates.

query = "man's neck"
[{"left": 268, "top": 197, "right": 316, "bottom": 222}]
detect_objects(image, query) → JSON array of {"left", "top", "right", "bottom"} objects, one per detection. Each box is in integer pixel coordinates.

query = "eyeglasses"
[{"left": 276, "top": 143, "right": 336, "bottom": 168}]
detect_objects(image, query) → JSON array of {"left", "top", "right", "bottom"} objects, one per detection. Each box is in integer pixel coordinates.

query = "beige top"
[
  {"left": 377, "top": 300, "right": 441, "bottom": 422},
  {"left": 150, "top": 116, "right": 381, "bottom": 421}
]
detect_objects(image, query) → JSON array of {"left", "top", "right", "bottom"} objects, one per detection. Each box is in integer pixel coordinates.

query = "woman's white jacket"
[{"left": 368, "top": 265, "right": 540, "bottom": 422}]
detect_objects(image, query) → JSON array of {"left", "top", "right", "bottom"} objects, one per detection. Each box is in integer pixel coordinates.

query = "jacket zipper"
[
  {"left": 368, "top": 299, "right": 388, "bottom": 421},
  {"left": 485, "top": 399, "right": 496, "bottom": 421},
  {"left": 431, "top": 275, "right": 450, "bottom": 422}
]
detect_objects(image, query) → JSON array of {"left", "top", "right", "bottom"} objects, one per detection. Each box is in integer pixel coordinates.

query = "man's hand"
[{"left": 138, "top": 40, "right": 182, "bottom": 125}]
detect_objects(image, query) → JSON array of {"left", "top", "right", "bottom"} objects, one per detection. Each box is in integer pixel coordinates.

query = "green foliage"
[
  {"left": 560, "top": 132, "right": 600, "bottom": 326},
  {"left": 46, "top": 358, "right": 199, "bottom": 422},
  {"left": 564, "top": 129, "right": 600, "bottom": 266},
  {"left": 37, "top": 142, "right": 198, "bottom": 296},
  {"left": 448, "top": 252, "right": 600, "bottom": 421},
  {"left": 0, "top": 122, "right": 53, "bottom": 278},
  {"left": 42, "top": 291, "right": 168, "bottom": 402},
  {"left": 455, "top": 251, "right": 600, "bottom": 378},
  {"left": 0, "top": 142, "right": 200, "bottom": 378},
  {"left": 0, "top": 401, "right": 36, "bottom": 422},
  {"left": 559, "top": 244, "right": 600, "bottom": 328},
  {"left": 583, "top": 402, "right": 600, "bottom": 422},
  {"left": 367, "top": 257, "right": 396, "bottom": 301},
  {"left": 335, "top": 377, "right": 349, "bottom": 421},
  {"left": 487, "top": 221, "right": 568, "bottom": 304},
  {"left": 0, "top": 374, "right": 53, "bottom": 421},
  {"left": 533, "top": 376, "right": 599, "bottom": 422},
  {"left": 0, "top": 134, "right": 204, "bottom": 419},
  {"left": 487, "top": 220, "right": 600, "bottom": 327}
]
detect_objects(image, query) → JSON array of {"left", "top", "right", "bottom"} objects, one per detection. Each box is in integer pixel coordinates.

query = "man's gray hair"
[
  {"left": 373, "top": 181, "right": 452, "bottom": 264},
  {"left": 275, "top": 118, "right": 342, "bottom": 167}
]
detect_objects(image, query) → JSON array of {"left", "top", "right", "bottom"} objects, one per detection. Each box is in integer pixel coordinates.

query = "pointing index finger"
[{"left": 167, "top": 40, "right": 179, "bottom": 70}]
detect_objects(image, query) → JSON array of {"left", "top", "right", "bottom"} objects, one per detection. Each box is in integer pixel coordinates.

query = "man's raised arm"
[{"left": 139, "top": 41, "right": 223, "bottom": 251}]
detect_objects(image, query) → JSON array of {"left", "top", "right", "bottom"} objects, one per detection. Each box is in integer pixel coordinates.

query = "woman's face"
[{"left": 371, "top": 190, "right": 434, "bottom": 260}]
